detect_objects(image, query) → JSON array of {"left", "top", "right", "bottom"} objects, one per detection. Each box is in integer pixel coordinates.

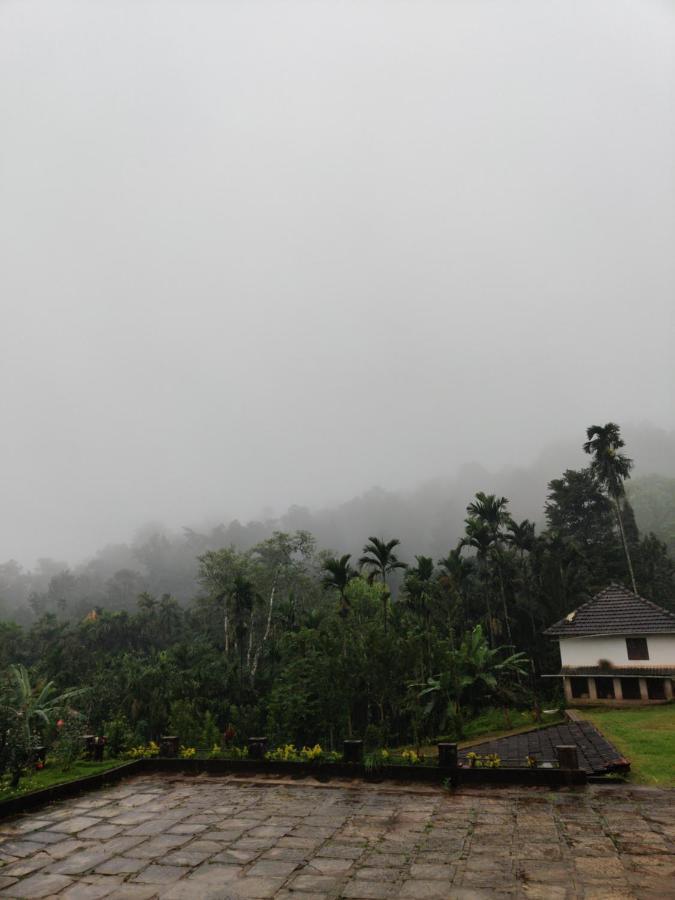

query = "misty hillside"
[{"left": 2, "top": 426, "right": 674, "bottom": 621}]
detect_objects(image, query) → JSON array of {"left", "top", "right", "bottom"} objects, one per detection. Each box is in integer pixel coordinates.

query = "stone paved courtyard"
[{"left": 0, "top": 774, "right": 673, "bottom": 899}]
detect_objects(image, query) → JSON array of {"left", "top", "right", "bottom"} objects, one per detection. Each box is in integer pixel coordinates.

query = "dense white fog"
[{"left": 1, "top": 0, "right": 674, "bottom": 566}]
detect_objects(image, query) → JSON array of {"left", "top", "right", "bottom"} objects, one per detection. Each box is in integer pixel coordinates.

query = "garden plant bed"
[
  {"left": 0, "top": 755, "right": 586, "bottom": 818},
  {"left": 457, "top": 719, "right": 630, "bottom": 776}
]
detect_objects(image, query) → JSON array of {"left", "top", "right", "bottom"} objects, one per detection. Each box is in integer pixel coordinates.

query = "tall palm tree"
[
  {"left": 321, "top": 554, "right": 357, "bottom": 617},
  {"left": 462, "top": 493, "right": 514, "bottom": 647},
  {"left": 460, "top": 518, "right": 498, "bottom": 645},
  {"left": 404, "top": 555, "right": 436, "bottom": 669},
  {"left": 359, "top": 537, "right": 407, "bottom": 633},
  {"left": 583, "top": 422, "right": 637, "bottom": 593},
  {"left": 467, "top": 492, "right": 511, "bottom": 535}
]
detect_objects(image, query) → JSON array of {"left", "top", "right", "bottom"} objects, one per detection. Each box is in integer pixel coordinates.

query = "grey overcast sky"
[{"left": 1, "top": 0, "right": 674, "bottom": 566}]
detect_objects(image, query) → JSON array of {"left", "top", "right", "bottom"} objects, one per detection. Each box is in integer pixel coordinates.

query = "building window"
[
  {"left": 570, "top": 677, "right": 589, "bottom": 699},
  {"left": 595, "top": 677, "right": 615, "bottom": 699},
  {"left": 647, "top": 680, "right": 666, "bottom": 701},
  {"left": 620, "top": 678, "right": 641, "bottom": 700},
  {"left": 626, "top": 637, "right": 649, "bottom": 660}
]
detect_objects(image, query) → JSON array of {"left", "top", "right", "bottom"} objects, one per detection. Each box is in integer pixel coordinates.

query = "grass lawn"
[
  {"left": 0, "top": 758, "right": 128, "bottom": 802},
  {"left": 576, "top": 705, "right": 675, "bottom": 786}
]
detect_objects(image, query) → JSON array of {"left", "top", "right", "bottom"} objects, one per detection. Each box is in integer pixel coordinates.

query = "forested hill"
[{"left": 2, "top": 427, "right": 675, "bottom": 622}]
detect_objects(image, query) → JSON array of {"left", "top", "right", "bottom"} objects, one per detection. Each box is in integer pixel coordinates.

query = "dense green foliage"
[{"left": 0, "top": 425, "right": 672, "bottom": 764}]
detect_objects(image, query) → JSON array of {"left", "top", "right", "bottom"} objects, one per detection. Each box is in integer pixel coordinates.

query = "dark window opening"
[
  {"left": 626, "top": 637, "right": 649, "bottom": 660},
  {"left": 620, "top": 678, "right": 641, "bottom": 700},
  {"left": 595, "top": 677, "right": 615, "bottom": 699},
  {"left": 570, "top": 677, "right": 589, "bottom": 699},
  {"left": 647, "top": 680, "right": 666, "bottom": 700}
]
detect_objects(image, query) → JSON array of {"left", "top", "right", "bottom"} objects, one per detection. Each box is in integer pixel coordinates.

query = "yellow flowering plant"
[
  {"left": 400, "top": 748, "right": 423, "bottom": 765},
  {"left": 125, "top": 741, "right": 160, "bottom": 760},
  {"left": 179, "top": 746, "right": 196, "bottom": 759}
]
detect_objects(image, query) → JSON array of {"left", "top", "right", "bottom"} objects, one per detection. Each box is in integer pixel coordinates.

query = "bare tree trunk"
[
  {"left": 224, "top": 608, "right": 229, "bottom": 656},
  {"left": 251, "top": 573, "right": 278, "bottom": 678},
  {"left": 614, "top": 497, "right": 638, "bottom": 594},
  {"left": 246, "top": 609, "right": 255, "bottom": 671}
]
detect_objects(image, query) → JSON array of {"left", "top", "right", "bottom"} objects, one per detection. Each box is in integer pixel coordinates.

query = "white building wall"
[{"left": 559, "top": 634, "right": 675, "bottom": 668}]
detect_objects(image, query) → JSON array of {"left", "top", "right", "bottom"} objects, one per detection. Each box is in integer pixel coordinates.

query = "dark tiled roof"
[
  {"left": 555, "top": 666, "right": 675, "bottom": 677},
  {"left": 459, "top": 721, "right": 629, "bottom": 774},
  {"left": 544, "top": 584, "right": 675, "bottom": 636}
]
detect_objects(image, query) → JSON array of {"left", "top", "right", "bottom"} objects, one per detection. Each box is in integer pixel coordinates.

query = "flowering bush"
[
  {"left": 179, "top": 746, "right": 196, "bottom": 759},
  {"left": 125, "top": 741, "right": 160, "bottom": 759},
  {"left": 465, "top": 751, "right": 501, "bottom": 768},
  {"left": 265, "top": 743, "right": 333, "bottom": 763},
  {"left": 266, "top": 743, "right": 301, "bottom": 762},
  {"left": 299, "top": 744, "right": 323, "bottom": 762},
  {"left": 400, "top": 749, "right": 424, "bottom": 765}
]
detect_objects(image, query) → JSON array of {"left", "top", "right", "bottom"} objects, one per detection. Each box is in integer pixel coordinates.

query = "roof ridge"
[{"left": 544, "top": 583, "right": 675, "bottom": 636}]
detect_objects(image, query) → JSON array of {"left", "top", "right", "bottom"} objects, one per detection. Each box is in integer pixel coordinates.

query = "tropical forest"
[{"left": 0, "top": 423, "right": 673, "bottom": 790}]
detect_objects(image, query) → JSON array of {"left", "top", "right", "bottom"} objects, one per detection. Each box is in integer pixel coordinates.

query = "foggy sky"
[{"left": 1, "top": 0, "right": 674, "bottom": 566}]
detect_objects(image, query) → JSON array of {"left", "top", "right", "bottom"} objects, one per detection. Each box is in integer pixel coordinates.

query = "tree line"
[{"left": 0, "top": 423, "right": 672, "bottom": 752}]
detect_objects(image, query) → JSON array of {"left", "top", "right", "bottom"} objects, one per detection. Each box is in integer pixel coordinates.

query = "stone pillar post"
[
  {"left": 612, "top": 678, "right": 623, "bottom": 701},
  {"left": 664, "top": 679, "right": 673, "bottom": 700},
  {"left": 639, "top": 678, "right": 649, "bottom": 701},
  {"left": 438, "top": 743, "right": 458, "bottom": 768},
  {"left": 588, "top": 678, "right": 598, "bottom": 701},
  {"left": 343, "top": 740, "right": 364, "bottom": 764},
  {"left": 563, "top": 678, "right": 573, "bottom": 703},
  {"left": 556, "top": 745, "right": 579, "bottom": 770}
]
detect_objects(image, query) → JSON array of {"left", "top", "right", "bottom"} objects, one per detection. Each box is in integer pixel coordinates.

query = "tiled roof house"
[{"left": 544, "top": 584, "right": 675, "bottom": 704}]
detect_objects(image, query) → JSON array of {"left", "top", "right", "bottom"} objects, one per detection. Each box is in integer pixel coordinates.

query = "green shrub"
[
  {"left": 52, "top": 711, "right": 86, "bottom": 772},
  {"left": 104, "top": 716, "right": 133, "bottom": 757}
]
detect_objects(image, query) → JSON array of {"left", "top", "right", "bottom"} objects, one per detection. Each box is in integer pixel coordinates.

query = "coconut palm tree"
[
  {"left": 321, "top": 554, "right": 357, "bottom": 617},
  {"left": 583, "top": 422, "right": 637, "bottom": 593},
  {"left": 359, "top": 537, "right": 407, "bottom": 633}
]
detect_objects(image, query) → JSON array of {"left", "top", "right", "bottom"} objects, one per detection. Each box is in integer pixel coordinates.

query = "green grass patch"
[
  {"left": 576, "top": 705, "right": 675, "bottom": 786},
  {"left": 0, "top": 759, "right": 127, "bottom": 802}
]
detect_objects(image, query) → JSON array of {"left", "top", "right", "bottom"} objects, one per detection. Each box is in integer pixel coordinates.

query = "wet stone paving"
[{"left": 0, "top": 775, "right": 673, "bottom": 899}]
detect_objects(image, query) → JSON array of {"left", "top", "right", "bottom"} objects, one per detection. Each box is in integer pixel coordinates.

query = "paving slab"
[{"left": 0, "top": 774, "right": 673, "bottom": 897}]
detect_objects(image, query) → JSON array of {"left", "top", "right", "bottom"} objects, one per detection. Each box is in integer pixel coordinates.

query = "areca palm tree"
[
  {"left": 359, "top": 537, "right": 407, "bottom": 633},
  {"left": 321, "top": 555, "right": 357, "bottom": 617},
  {"left": 462, "top": 494, "right": 515, "bottom": 648},
  {"left": 583, "top": 422, "right": 637, "bottom": 593},
  {"left": 404, "top": 556, "right": 436, "bottom": 669},
  {"left": 460, "top": 517, "right": 499, "bottom": 645},
  {"left": 467, "top": 492, "right": 511, "bottom": 536}
]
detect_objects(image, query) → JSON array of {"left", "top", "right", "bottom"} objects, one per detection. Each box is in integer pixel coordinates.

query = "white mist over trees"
[{"left": 1, "top": 1, "right": 674, "bottom": 567}]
